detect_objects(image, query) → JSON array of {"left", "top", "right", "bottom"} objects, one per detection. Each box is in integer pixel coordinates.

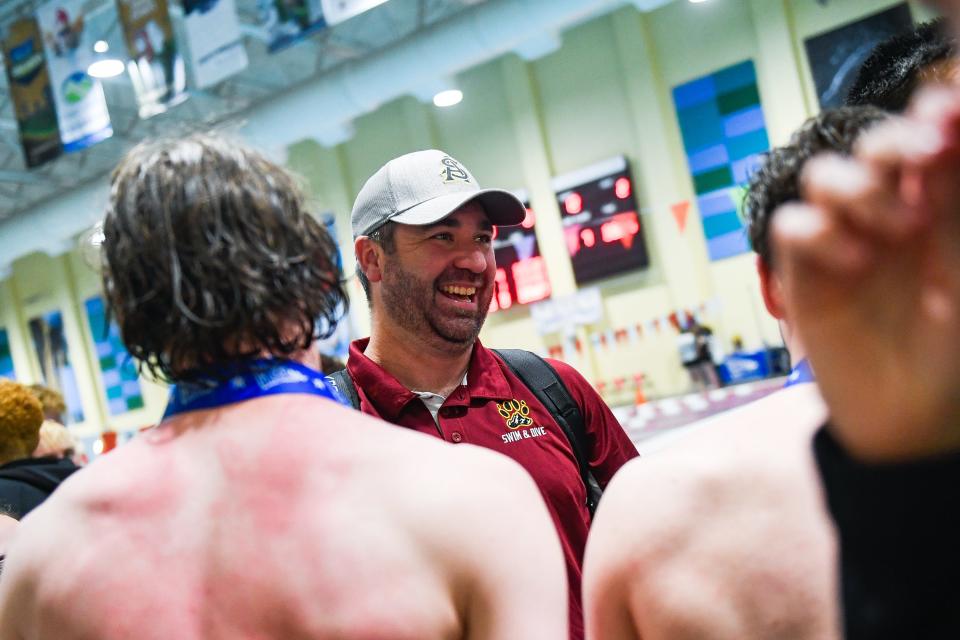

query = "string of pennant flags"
[
  {"left": 538, "top": 296, "right": 724, "bottom": 402},
  {"left": 543, "top": 296, "right": 724, "bottom": 359}
]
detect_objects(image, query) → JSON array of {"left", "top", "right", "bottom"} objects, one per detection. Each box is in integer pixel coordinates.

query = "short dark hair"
[
  {"left": 102, "top": 134, "right": 347, "bottom": 384},
  {"left": 846, "top": 19, "right": 955, "bottom": 113},
  {"left": 355, "top": 222, "right": 397, "bottom": 303},
  {"left": 744, "top": 106, "right": 888, "bottom": 266}
]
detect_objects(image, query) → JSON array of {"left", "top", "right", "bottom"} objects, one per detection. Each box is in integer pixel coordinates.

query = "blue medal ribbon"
[
  {"left": 163, "top": 359, "right": 349, "bottom": 419},
  {"left": 784, "top": 358, "right": 815, "bottom": 387}
]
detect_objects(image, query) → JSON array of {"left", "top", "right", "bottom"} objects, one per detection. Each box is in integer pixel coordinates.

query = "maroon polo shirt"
[{"left": 347, "top": 338, "right": 639, "bottom": 640}]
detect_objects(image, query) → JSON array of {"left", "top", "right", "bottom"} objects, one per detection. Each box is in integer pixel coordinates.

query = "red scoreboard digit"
[
  {"left": 489, "top": 194, "right": 552, "bottom": 313},
  {"left": 552, "top": 156, "right": 650, "bottom": 285}
]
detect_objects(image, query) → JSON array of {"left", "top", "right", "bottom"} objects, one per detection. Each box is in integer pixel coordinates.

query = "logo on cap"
[{"left": 440, "top": 156, "right": 471, "bottom": 184}]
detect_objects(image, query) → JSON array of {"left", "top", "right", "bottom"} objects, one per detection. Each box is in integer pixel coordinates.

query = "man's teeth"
[{"left": 441, "top": 285, "right": 477, "bottom": 296}]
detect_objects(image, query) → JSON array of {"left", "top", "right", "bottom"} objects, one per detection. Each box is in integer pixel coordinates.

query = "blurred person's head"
[
  {"left": 27, "top": 384, "right": 66, "bottom": 423},
  {"left": 101, "top": 134, "right": 348, "bottom": 384},
  {"left": 846, "top": 18, "right": 958, "bottom": 112},
  {"left": 0, "top": 380, "right": 44, "bottom": 466},
  {"left": 33, "top": 420, "right": 78, "bottom": 460},
  {"left": 744, "top": 106, "right": 889, "bottom": 356}
]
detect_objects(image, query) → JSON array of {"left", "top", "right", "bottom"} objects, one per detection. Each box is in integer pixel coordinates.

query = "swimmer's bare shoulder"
[
  {"left": 584, "top": 384, "right": 839, "bottom": 640},
  {"left": 0, "top": 396, "right": 567, "bottom": 640}
]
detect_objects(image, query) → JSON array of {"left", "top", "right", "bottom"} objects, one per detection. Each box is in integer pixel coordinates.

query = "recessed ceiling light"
[
  {"left": 94, "top": 40, "right": 109, "bottom": 53},
  {"left": 689, "top": 0, "right": 709, "bottom": 3},
  {"left": 433, "top": 89, "right": 463, "bottom": 108},
  {"left": 88, "top": 59, "right": 125, "bottom": 78}
]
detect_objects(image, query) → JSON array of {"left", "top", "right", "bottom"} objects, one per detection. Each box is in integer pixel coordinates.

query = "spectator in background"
[
  {"left": 846, "top": 18, "right": 957, "bottom": 113},
  {"left": 27, "top": 384, "right": 66, "bottom": 424},
  {"left": 0, "top": 135, "right": 566, "bottom": 639},
  {"left": 0, "top": 380, "right": 78, "bottom": 519},
  {"left": 677, "top": 319, "right": 720, "bottom": 390},
  {"left": 33, "top": 420, "right": 86, "bottom": 467},
  {"left": 584, "top": 107, "right": 887, "bottom": 640}
]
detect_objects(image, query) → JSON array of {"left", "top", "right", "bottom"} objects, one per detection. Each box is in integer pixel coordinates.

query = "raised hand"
[{"left": 772, "top": 86, "right": 960, "bottom": 462}]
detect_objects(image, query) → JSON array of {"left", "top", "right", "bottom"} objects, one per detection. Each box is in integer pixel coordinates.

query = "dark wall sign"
[{"left": 805, "top": 4, "right": 914, "bottom": 109}]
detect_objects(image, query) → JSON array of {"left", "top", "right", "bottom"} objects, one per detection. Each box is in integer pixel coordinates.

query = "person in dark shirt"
[
  {"left": 772, "top": 73, "right": 960, "bottom": 639},
  {"left": 345, "top": 149, "right": 638, "bottom": 640},
  {"left": 0, "top": 380, "right": 78, "bottom": 519}
]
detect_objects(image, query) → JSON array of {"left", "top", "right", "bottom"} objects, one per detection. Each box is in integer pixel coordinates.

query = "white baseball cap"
[{"left": 351, "top": 149, "right": 526, "bottom": 238}]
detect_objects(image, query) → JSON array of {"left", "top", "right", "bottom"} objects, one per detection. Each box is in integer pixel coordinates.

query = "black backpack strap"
[
  {"left": 493, "top": 349, "right": 603, "bottom": 517},
  {"left": 326, "top": 368, "right": 360, "bottom": 410}
]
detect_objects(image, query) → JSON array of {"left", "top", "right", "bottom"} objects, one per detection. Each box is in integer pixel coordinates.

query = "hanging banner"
[
  {"left": 116, "top": 0, "right": 187, "bottom": 118},
  {"left": 257, "top": 0, "right": 327, "bottom": 53},
  {"left": 182, "top": 0, "right": 247, "bottom": 89},
  {"left": 320, "top": 0, "right": 387, "bottom": 26},
  {"left": 2, "top": 17, "right": 63, "bottom": 168},
  {"left": 36, "top": 0, "right": 113, "bottom": 153}
]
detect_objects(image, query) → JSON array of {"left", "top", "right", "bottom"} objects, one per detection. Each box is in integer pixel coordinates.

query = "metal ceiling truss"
[{"left": 0, "top": 0, "right": 484, "bottom": 221}]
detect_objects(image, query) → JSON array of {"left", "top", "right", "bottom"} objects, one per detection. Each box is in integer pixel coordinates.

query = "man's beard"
[{"left": 380, "top": 260, "right": 490, "bottom": 352}]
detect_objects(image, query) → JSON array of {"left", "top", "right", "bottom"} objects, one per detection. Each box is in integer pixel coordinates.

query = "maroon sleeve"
[{"left": 546, "top": 358, "right": 639, "bottom": 487}]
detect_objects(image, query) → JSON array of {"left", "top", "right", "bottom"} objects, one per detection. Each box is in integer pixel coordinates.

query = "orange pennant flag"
[{"left": 671, "top": 201, "right": 690, "bottom": 233}]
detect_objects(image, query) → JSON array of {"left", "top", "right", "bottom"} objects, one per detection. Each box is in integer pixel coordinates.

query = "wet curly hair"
[
  {"left": 0, "top": 380, "right": 44, "bottom": 464},
  {"left": 102, "top": 134, "right": 347, "bottom": 384},
  {"left": 846, "top": 19, "right": 956, "bottom": 114},
  {"left": 743, "top": 106, "right": 888, "bottom": 267}
]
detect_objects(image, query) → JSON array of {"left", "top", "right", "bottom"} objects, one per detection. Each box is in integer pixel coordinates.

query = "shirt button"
[{"left": 451, "top": 432, "right": 463, "bottom": 443}]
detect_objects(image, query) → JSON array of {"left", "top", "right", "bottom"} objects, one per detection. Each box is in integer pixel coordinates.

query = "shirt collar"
[{"left": 346, "top": 338, "right": 514, "bottom": 420}]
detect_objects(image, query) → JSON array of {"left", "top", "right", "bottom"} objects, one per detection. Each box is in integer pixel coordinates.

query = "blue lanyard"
[
  {"left": 784, "top": 358, "right": 815, "bottom": 387},
  {"left": 163, "top": 359, "right": 349, "bottom": 419}
]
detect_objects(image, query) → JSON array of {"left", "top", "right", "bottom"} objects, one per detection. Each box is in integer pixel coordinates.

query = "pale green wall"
[{"left": 0, "top": 0, "right": 934, "bottom": 431}]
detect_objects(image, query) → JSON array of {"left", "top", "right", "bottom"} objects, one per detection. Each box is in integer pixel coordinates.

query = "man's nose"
[{"left": 454, "top": 247, "right": 489, "bottom": 273}]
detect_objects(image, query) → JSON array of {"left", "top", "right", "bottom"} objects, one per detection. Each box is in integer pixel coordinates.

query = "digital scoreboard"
[
  {"left": 489, "top": 192, "right": 552, "bottom": 313},
  {"left": 551, "top": 156, "right": 649, "bottom": 285}
]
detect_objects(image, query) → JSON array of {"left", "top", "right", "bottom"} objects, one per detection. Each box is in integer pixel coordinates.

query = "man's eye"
[
  {"left": 432, "top": 233, "right": 453, "bottom": 241},
  {"left": 477, "top": 235, "right": 493, "bottom": 245}
]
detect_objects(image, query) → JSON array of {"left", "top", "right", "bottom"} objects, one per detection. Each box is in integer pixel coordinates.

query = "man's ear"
[
  {"left": 355, "top": 236, "right": 384, "bottom": 283},
  {"left": 757, "top": 255, "right": 786, "bottom": 320}
]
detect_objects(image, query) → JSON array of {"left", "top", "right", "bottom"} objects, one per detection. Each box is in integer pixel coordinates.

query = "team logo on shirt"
[{"left": 498, "top": 399, "right": 534, "bottom": 429}]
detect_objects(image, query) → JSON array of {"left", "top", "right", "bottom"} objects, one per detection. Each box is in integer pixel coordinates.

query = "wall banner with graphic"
[
  {"left": 85, "top": 296, "right": 145, "bottom": 416},
  {"left": 0, "top": 328, "right": 15, "bottom": 380},
  {"left": 182, "top": 0, "right": 248, "bottom": 89},
  {"left": 672, "top": 60, "right": 770, "bottom": 261},
  {"left": 117, "top": 0, "right": 188, "bottom": 118},
  {"left": 1, "top": 17, "right": 63, "bottom": 168},
  {"left": 28, "top": 309, "right": 84, "bottom": 424},
  {"left": 257, "top": 0, "right": 327, "bottom": 52},
  {"left": 36, "top": 0, "right": 113, "bottom": 152}
]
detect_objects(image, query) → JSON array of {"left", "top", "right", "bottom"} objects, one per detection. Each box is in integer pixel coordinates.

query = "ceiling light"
[
  {"left": 433, "top": 89, "right": 463, "bottom": 108},
  {"left": 689, "top": 0, "right": 709, "bottom": 3},
  {"left": 94, "top": 40, "right": 109, "bottom": 53},
  {"left": 88, "top": 58, "right": 125, "bottom": 78}
]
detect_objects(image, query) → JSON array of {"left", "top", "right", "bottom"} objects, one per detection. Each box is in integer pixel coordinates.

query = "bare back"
[
  {"left": 0, "top": 396, "right": 566, "bottom": 640},
  {"left": 584, "top": 384, "right": 839, "bottom": 640}
]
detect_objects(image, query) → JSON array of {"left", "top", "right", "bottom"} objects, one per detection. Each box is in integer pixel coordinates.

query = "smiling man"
[{"left": 338, "top": 149, "right": 639, "bottom": 640}]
